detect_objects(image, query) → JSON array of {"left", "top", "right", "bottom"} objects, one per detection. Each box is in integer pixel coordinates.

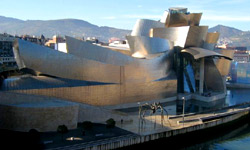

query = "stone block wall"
[{"left": 0, "top": 92, "right": 79, "bottom": 132}]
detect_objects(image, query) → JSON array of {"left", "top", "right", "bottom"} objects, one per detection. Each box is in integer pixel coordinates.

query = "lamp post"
[
  {"left": 138, "top": 102, "right": 141, "bottom": 133},
  {"left": 182, "top": 97, "right": 185, "bottom": 127}
]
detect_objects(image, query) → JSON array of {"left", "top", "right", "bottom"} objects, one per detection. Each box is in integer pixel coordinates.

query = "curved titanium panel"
[
  {"left": 103, "top": 46, "right": 132, "bottom": 56},
  {"left": 150, "top": 26, "right": 208, "bottom": 48},
  {"left": 131, "top": 19, "right": 165, "bottom": 36},
  {"left": 14, "top": 39, "right": 176, "bottom": 84},
  {"left": 204, "top": 58, "right": 224, "bottom": 92},
  {"left": 66, "top": 36, "right": 134, "bottom": 66},
  {"left": 202, "top": 32, "right": 220, "bottom": 50},
  {"left": 6, "top": 78, "right": 177, "bottom": 106},
  {"left": 185, "top": 26, "right": 208, "bottom": 48},
  {"left": 13, "top": 40, "right": 26, "bottom": 69},
  {"left": 65, "top": 36, "right": 175, "bottom": 82},
  {"left": 15, "top": 39, "right": 121, "bottom": 83},
  {"left": 181, "top": 47, "right": 232, "bottom": 60},
  {"left": 149, "top": 26, "right": 190, "bottom": 47},
  {"left": 165, "top": 13, "right": 202, "bottom": 27},
  {"left": 202, "top": 43, "right": 216, "bottom": 50},
  {"left": 65, "top": 36, "right": 176, "bottom": 82},
  {"left": 215, "top": 49, "right": 234, "bottom": 76},
  {"left": 126, "top": 36, "right": 173, "bottom": 56},
  {"left": 124, "top": 51, "right": 175, "bottom": 83},
  {"left": 205, "top": 32, "right": 220, "bottom": 44}
]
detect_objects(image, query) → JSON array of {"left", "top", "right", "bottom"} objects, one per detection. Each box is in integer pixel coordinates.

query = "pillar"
[{"left": 199, "top": 58, "right": 204, "bottom": 94}]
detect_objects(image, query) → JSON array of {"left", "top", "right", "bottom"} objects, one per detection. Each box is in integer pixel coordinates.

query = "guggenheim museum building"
[{"left": 0, "top": 7, "right": 233, "bottom": 132}]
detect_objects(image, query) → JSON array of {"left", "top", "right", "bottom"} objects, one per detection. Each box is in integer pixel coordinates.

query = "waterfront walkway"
[
  {"left": 46, "top": 102, "right": 250, "bottom": 150},
  {"left": 115, "top": 102, "right": 250, "bottom": 135}
]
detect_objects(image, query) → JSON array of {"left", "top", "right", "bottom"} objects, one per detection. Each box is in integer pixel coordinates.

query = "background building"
[
  {"left": 45, "top": 35, "right": 65, "bottom": 49},
  {"left": 0, "top": 33, "right": 17, "bottom": 73}
]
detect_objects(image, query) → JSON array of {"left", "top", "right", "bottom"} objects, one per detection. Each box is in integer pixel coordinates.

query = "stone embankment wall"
[{"left": 0, "top": 92, "right": 79, "bottom": 132}]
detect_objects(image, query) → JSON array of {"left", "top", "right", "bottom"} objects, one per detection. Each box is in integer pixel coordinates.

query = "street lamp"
[
  {"left": 138, "top": 102, "right": 141, "bottom": 133},
  {"left": 182, "top": 97, "right": 185, "bottom": 127}
]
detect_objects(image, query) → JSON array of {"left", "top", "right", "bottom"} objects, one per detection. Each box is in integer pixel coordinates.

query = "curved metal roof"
[{"left": 181, "top": 47, "right": 233, "bottom": 60}]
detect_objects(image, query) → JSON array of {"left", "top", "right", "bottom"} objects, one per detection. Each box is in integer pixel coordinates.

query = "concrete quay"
[{"left": 47, "top": 102, "right": 250, "bottom": 150}]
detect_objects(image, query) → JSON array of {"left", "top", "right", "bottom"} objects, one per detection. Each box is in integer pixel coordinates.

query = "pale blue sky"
[{"left": 1, "top": 0, "right": 250, "bottom": 31}]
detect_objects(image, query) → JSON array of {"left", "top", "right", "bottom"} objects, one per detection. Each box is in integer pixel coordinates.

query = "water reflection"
[
  {"left": 181, "top": 89, "right": 250, "bottom": 150},
  {"left": 176, "top": 98, "right": 227, "bottom": 115},
  {"left": 225, "top": 89, "right": 250, "bottom": 106},
  {"left": 182, "top": 124, "right": 250, "bottom": 150},
  {"left": 175, "top": 89, "right": 250, "bottom": 115},
  {"left": 119, "top": 89, "right": 250, "bottom": 116}
]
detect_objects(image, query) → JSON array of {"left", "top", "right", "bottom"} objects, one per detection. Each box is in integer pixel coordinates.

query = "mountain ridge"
[
  {"left": 0, "top": 16, "right": 131, "bottom": 42},
  {"left": 0, "top": 15, "right": 249, "bottom": 46},
  {"left": 208, "top": 24, "right": 243, "bottom": 38},
  {"left": 208, "top": 24, "right": 250, "bottom": 46}
]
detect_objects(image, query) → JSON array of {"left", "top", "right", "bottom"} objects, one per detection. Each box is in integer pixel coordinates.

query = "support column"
[
  {"left": 176, "top": 46, "right": 184, "bottom": 93},
  {"left": 222, "top": 76, "right": 227, "bottom": 95},
  {"left": 199, "top": 58, "right": 204, "bottom": 94}
]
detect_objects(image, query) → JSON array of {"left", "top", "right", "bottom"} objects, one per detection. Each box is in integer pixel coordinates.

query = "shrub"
[
  {"left": 57, "top": 125, "right": 68, "bottom": 141},
  {"left": 57, "top": 125, "right": 68, "bottom": 133},
  {"left": 28, "top": 129, "right": 41, "bottom": 146},
  {"left": 106, "top": 118, "right": 116, "bottom": 128},
  {"left": 82, "top": 121, "right": 93, "bottom": 130}
]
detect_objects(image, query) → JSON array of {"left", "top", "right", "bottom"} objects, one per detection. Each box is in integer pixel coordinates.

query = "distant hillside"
[
  {"left": 0, "top": 15, "right": 249, "bottom": 46},
  {"left": 208, "top": 25, "right": 250, "bottom": 47},
  {"left": 208, "top": 24, "right": 243, "bottom": 38},
  {"left": 0, "top": 16, "right": 131, "bottom": 42}
]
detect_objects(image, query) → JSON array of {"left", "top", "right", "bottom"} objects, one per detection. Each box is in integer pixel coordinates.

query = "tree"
[
  {"left": 57, "top": 125, "right": 68, "bottom": 141},
  {"left": 82, "top": 121, "right": 93, "bottom": 130},
  {"left": 106, "top": 118, "right": 116, "bottom": 128},
  {"left": 28, "top": 129, "right": 44, "bottom": 149}
]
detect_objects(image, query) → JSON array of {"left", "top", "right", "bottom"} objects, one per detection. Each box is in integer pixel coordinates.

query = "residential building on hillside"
[
  {"left": 20, "top": 34, "right": 46, "bottom": 45},
  {"left": 86, "top": 37, "right": 98, "bottom": 44}
]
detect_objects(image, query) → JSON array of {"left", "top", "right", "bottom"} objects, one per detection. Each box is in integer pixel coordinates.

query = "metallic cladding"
[
  {"left": 165, "top": 13, "right": 202, "bottom": 27},
  {"left": 126, "top": 36, "right": 173, "bottom": 55},
  {"left": 150, "top": 26, "right": 190, "bottom": 47},
  {"left": 205, "top": 32, "right": 220, "bottom": 44},
  {"left": 215, "top": 49, "right": 235, "bottom": 76},
  {"left": 10, "top": 7, "right": 231, "bottom": 107},
  {"left": 203, "top": 43, "right": 216, "bottom": 50},
  {"left": 15, "top": 38, "right": 176, "bottom": 84},
  {"left": 181, "top": 47, "right": 232, "bottom": 60},
  {"left": 1, "top": 76, "right": 112, "bottom": 91},
  {"left": 66, "top": 36, "right": 134, "bottom": 66},
  {"left": 131, "top": 19, "right": 165, "bottom": 36},
  {"left": 202, "top": 32, "right": 220, "bottom": 50},
  {"left": 15, "top": 39, "right": 121, "bottom": 83},
  {"left": 184, "top": 26, "right": 208, "bottom": 48},
  {"left": 149, "top": 26, "right": 208, "bottom": 48},
  {"left": 204, "top": 58, "right": 224, "bottom": 92},
  {"left": 13, "top": 40, "right": 26, "bottom": 69},
  {"left": 65, "top": 36, "right": 176, "bottom": 83},
  {"left": 6, "top": 78, "right": 177, "bottom": 106}
]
